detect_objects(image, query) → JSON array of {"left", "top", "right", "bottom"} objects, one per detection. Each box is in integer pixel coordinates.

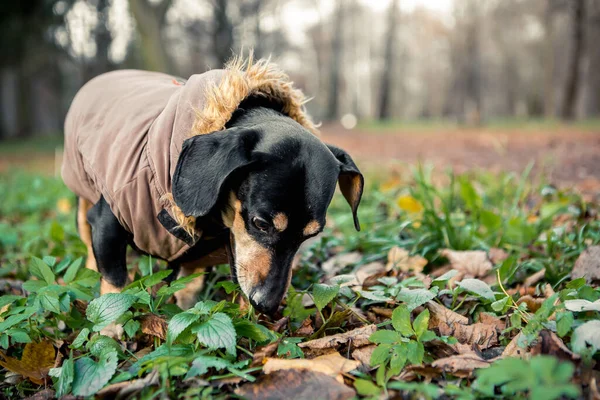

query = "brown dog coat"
[{"left": 62, "top": 57, "right": 318, "bottom": 261}]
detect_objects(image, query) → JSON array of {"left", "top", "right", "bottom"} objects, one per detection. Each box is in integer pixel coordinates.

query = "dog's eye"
[{"left": 252, "top": 217, "right": 271, "bottom": 232}]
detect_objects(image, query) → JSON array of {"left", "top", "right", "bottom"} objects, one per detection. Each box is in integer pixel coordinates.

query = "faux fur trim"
[{"left": 168, "top": 54, "right": 318, "bottom": 237}]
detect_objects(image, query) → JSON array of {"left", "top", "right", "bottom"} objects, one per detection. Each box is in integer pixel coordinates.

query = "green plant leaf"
[
  {"left": 185, "top": 355, "right": 230, "bottom": 379},
  {"left": 370, "top": 344, "right": 391, "bottom": 366},
  {"left": 62, "top": 258, "right": 83, "bottom": 284},
  {"left": 564, "top": 299, "right": 600, "bottom": 312},
  {"left": 50, "top": 356, "right": 74, "bottom": 398},
  {"left": 369, "top": 330, "right": 402, "bottom": 344},
  {"left": 30, "top": 256, "right": 55, "bottom": 285},
  {"left": 167, "top": 311, "right": 201, "bottom": 344},
  {"left": 278, "top": 337, "right": 304, "bottom": 359},
  {"left": 556, "top": 312, "right": 574, "bottom": 338},
  {"left": 192, "top": 312, "right": 237, "bottom": 356},
  {"left": 354, "top": 379, "right": 381, "bottom": 396},
  {"left": 141, "top": 270, "right": 173, "bottom": 288},
  {"left": 389, "top": 344, "right": 407, "bottom": 375},
  {"left": 412, "top": 309, "right": 430, "bottom": 340},
  {"left": 406, "top": 340, "right": 424, "bottom": 365},
  {"left": 391, "top": 305, "right": 413, "bottom": 336},
  {"left": 313, "top": 283, "right": 339, "bottom": 311},
  {"left": 72, "top": 350, "right": 118, "bottom": 396},
  {"left": 39, "top": 291, "right": 61, "bottom": 313},
  {"left": 0, "top": 295, "right": 21, "bottom": 310},
  {"left": 396, "top": 288, "right": 436, "bottom": 311},
  {"left": 86, "top": 293, "right": 136, "bottom": 331},
  {"left": 457, "top": 279, "right": 496, "bottom": 302},
  {"left": 234, "top": 319, "right": 272, "bottom": 343},
  {"left": 492, "top": 296, "right": 511, "bottom": 312},
  {"left": 71, "top": 328, "right": 90, "bottom": 349},
  {"left": 123, "top": 319, "right": 140, "bottom": 338}
]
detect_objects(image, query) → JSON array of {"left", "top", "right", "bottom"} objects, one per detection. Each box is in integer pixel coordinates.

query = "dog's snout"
[{"left": 249, "top": 287, "right": 281, "bottom": 315}]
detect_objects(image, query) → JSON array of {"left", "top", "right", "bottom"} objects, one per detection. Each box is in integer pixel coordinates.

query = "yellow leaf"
[
  {"left": 380, "top": 177, "right": 402, "bottom": 192},
  {"left": 397, "top": 195, "right": 423, "bottom": 213},
  {"left": 263, "top": 352, "right": 359, "bottom": 383},
  {"left": 57, "top": 198, "right": 72, "bottom": 214},
  {"left": 0, "top": 341, "right": 55, "bottom": 385}
]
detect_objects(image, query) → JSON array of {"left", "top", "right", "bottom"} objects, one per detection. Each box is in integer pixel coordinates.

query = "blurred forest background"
[{"left": 1, "top": 0, "right": 600, "bottom": 139}]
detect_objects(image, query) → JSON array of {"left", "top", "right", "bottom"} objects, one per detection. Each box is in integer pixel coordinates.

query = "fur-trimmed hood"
[{"left": 62, "top": 56, "right": 317, "bottom": 261}]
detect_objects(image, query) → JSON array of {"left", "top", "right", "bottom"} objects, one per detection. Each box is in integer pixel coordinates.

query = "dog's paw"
[{"left": 100, "top": 322, "right": 124, "bottom": 339}]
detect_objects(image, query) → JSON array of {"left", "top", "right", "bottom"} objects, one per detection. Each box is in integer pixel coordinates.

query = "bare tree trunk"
[
  {"left": 326, "top": 0, "right": 344, "bottom": 121},
  {"left": 212, "top": 0, "right": 234, "bottom": 66},
  {"left": 561, "top": 0, "right": 585, "bottom": 120},
  {"left": 378, "top": 0, "right": 399, "bottom": 120},
  {"left": 543, "top": 0, "right": 556, "bottom": 117},
  {"left": 464, "top": 1, "right": 482, "bottom": 125},
  {"left": 128, "top": 0, "right": 172, "bottom": 73},
  {"left": 584, "top": 0, "right": 600, "bottom": 116}
]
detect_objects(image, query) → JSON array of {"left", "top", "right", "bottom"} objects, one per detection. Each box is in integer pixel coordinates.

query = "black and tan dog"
[{"left": 62, "top": 57, "right": 363, "bottom": 315}]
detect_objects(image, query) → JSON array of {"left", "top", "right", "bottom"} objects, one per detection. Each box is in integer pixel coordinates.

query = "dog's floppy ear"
[
  {"left": 327, "top": 144, "right": 364, "bottom": 231},
  {"left": 173, "top": 127, "right": 260, "bottom": 217}
]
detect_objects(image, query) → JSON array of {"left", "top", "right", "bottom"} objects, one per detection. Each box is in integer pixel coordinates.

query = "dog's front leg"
[{"left": 87, "top": 196, "right": 130, "bottom": 338}]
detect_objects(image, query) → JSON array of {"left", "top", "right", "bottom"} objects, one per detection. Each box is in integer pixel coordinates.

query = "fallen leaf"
[
  {"left": 351, "top": 345, "right": 377, "bottom": 371},
  {"left": 298, "top": 325, "right": 376, "bottom": 351},
  {"left": 295, "top": 318, "right": 314, "bottom": 337},
  {"left": 397, "top": 195, "right": 424, "bottom": 213},
  {"left": 427, "top": 302, "right": 498, "bottom": 349},
  {"left": 501, "top": 332, "right": 530, "bottom": 359},
  {"left": 385, "top": 247, "right": 428, "bottom": 274},
  {"left": 532, "top": 330, "right": 580, "bottom": 362},
  {"left": 524, "top": 268, "right": 546, "bottom": 287},
  {"left": 564, "top": 299, "right": 600, "bottom": 312},
  {"left": 251, "top": 342, "right": 280, "bottom": 367},
  {"left": 263, "top": 352, "right": 360, "bottom": 383},
  {"left": 236, "top": 369, "right": 355, "bottom": 400},
  {"left": 431, "top": 352, "right": 491, "bottom": 378},
  {"left": 0, "top": 341, "right": 55, "bottom": 385},
  {"left": 516, "top": 295, "right": 544, "bottom": 313},
  {"left": 140, "top": 314, "right": 167, "bottom": 340},
  {"left": 571, "top": 246, "right": 600, "bottom": 283},
  {"left": 56, "top": 198, "right": 72, "bottom": 214},
  {"left": 371, "top": 307, "right": 393, "bottom": 318},
  {"left": 321, "top": 252, "right": 362, "bottom": 278},
  {"left": 355, "top": 262, "right": 387, "bottom": 286},
  {"left": 440, "top": 249, "right": 493, "bottom": 283},
  {"left": 23, "top": 389, "right": 55, "bottom": 400},
  {"left": 478, "top": 313, "right": 506, "bottom": 332},
  {"left": 97, "top": 369, "right": 159, "bottom": 398},
  {"left": 488, "top": 248, "right": 509, "bottom": 264},
  {"left": 572, "top": 320, "right": 600, "bottom": 354}
]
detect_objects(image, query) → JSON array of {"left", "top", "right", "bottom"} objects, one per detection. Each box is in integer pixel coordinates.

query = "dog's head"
[{"left": 173, "top": 118, "right": 363, "bottom": 314}]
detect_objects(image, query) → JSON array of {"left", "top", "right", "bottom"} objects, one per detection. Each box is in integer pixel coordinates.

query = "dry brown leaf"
[
  {"left": 524, "top": 268, "right": 546, "bottom": 287},
  {"left": 97, "top": 369, "right": 159, "bottom": 398},
  {"left": 488, "top": 248, "right": 509, "bottom": 264},
  {"left": 298, "top": 325, "right": 377, "bottom": 351},
  {"left": 386, "top": 246, "right": 428, "bottom": 274},
  {"left": 440, "top": 249, "right": 493, "bottom": 283},
  {"left": 427, "top": 302, "right": 498, "bottom": 349},
  {"left": 321, "top": 252, "right": 362, "bottom": 277},
  {"left": 0, "top": 341, "right": 55, "bottom": 385},
  {"left": 532, "top": 330, "right": 580, "bottom": 362},
  {"left": 251, "top": 342, "right": 280, "bottom": 367},
  {"left": 371, "top": 307, "right": 393, "bottom": 318},
  {"left": 478, "top": 313, "right": 506, "bottom": 332},
  {"left": 431, "top": 352, "right": 491, "bottom": 378},
  {"left": 571, "top": 246, "right": 600, "bottom": 283},
  {"left": 236, "top": 369, "right": 355, "bottom": 400},
  {"left": 263, "top": 352, "right": 360, "bottom": 383},
  {"left": 354, "top": 262, "right": 386, "bottom": 286},
  {"left": 502, "top": 333, "right": 530, "bottom": 359},
  {"left": 351, "top": 345, "right": 376, "bottom": 371},
  {"left": 23, "top": 389, "right": 55, "bottom": 400},
  {"left": 140, "top": 314, "right": 167, "bottom": 340},
  {"left": 295, "top": 318, "right": 314, "bottom": 337}
]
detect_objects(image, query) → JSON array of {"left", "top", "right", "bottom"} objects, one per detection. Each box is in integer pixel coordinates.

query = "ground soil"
[{"left": 321, "top": 124, "right": 600, "bottom": 198}]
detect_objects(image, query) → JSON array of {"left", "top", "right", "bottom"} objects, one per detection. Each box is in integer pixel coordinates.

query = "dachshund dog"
[{"left": 63, "top": 59, "right": 363, "bottom": 315}]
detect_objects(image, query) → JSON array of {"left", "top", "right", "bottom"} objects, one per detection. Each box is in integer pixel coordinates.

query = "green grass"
[{"left": 0, "top": 167, "right": 599, "bottom": 399}]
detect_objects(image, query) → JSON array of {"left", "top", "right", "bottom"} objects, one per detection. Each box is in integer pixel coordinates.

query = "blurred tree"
[
  {"left": 326, "top": 0, "right": 344, "bottom": 120},
  {"left": 128, "top": 0, "right": 173, "bottom": 73},
  {"left": 378, "top": 0, "right": 399, "bottom": 120},
  {"left": 560, "top": 0, "right": 585, "bottom": 120},
  {"left": 212, "top": 0, "right": 235, "bottom": 66},
  {"left": 584, "top": 0, "right": 600, "bottom": 116}
]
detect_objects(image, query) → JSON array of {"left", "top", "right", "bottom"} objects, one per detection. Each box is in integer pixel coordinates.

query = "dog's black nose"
[{"left": 249, "top": 288, "right": 281, "bottom": 315}]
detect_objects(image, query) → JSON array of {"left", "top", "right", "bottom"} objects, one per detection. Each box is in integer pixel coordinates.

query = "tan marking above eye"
[
  {"left": 303, "top": 220, "right": 321, "bottom": 236},
  {"left": 273, "top": 212, "right": 289, "bottom": 232}
]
